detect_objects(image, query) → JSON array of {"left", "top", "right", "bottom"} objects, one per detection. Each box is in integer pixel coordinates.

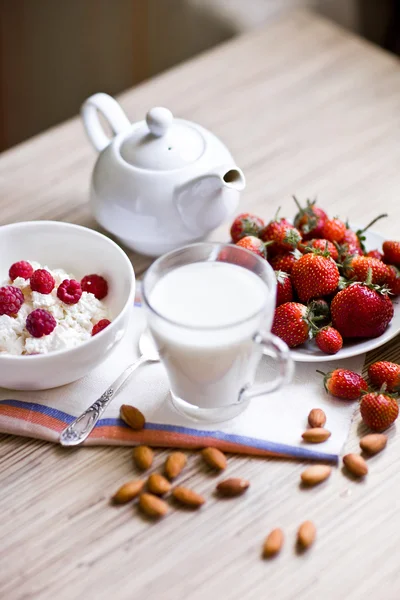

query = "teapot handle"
[{"left": 81, "top": 93, "right": 131, "bottom": 152}]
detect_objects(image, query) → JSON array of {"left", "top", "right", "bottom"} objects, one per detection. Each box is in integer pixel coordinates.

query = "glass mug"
[{"left": 142, "top": 242, "right": 294, "bottom": 422}]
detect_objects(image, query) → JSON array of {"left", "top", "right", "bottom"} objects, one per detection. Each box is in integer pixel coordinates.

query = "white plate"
[{"left": 291, "top": 227, "right": 400, "bottom": 362}]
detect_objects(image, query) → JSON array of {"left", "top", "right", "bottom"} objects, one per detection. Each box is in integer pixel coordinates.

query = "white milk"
[{"left": 147, "top": 261, "right": 274, "bottom": 410}]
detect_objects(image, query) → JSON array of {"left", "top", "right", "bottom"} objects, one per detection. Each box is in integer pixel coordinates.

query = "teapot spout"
[{"left": 221, "top": 167, "right": 246, "bottom": 191}]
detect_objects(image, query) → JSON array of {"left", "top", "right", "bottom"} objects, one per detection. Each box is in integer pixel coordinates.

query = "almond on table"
[
  {"left": 300, "top": 465, "right": 331, "bottom": 486},
  {"left": 201, "top": 447, "right": 227, "bottom": 471},
  {"left": 139, "top": 493, "right": 169, "bottom": 518},
  {"left": 133, "top": 445, "right": 154, "bottom": 471},
  {"left": 297, "top": 521, "right": 316, "bottom": 550},
  {"left": 262, "top": 528, "right": 284, "bottom": 558},
  {"left": 165, "top": 452, "right": 187, "bottom": 480},
  {"left": 359, "top": 433, "right": 387, "bottom": 455},
  {"left": 343, "top": 454, "right": 368, "bottom": 477},
  {"left": 147, "top": 473, "right": 171, "bottom": 496},
  {"left": 172, "top": 487, "right": 206, "bottom": 508},
  {"left": 112, "top": 480, "right": 145, "bottom": 504},
  {"left": 216, "top": 478, "right": 250, "bottom": 497}
]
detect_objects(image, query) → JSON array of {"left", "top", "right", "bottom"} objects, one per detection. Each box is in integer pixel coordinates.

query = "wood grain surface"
[{"left": 1, "top": 9, "right": 400, "bottom": 599}]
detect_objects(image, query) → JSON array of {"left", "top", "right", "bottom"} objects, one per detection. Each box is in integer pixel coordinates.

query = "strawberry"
[
  {"left": 367, "top": 249, "right": 383, "bottom": 261},
  {"left": 385, "top": 265, "right": 400, "bottom": 295},
  {"left": 302, "top": 239, "right": 339, "bottom": 261},
  {"left": 337, "top": 241, "right": 363, "bottom": 262},
  {"left": 368, "top": 361, "right": 400, "bottom": 392},
  {"left": 271, "top": 302, "right": 310, "bottom": 348},
  {"left": 269, "top": 250, "right": 301, "bottom": 274},
  {"left": 342, "top": 228, "right": 361, "bottom": 249},
  {"left": 230, "top": 213, "right": 265, "bottom": 243},
  {"left": 291, "top": 251, "right": 340, "bottom": 303},
  {"left": 321, "top": 218, "right": 346, "bottom": 243},
  {"left": 275, "top": 271, "right": 293, "bottom": 306},
  {"left": 260, "top": 212, "right": 301, "bottom": 255},
  {"left": 315, "top": 327, "right": 343, "bottom": 355},
  {"left": 383, "top": 241, "right": 400, "bottom": 266},
  {"left": 293, "top": 196, "right": 327, "bottom": 240},
  {"left": 317, "top": 368, "right": 368, "bottom": 400},
  {"left": 236, "top": 236, "right": 267, "bottom": 258},
  {"left": 344, "top": 255, "right": 390, "bottom": 285},
  {"left": 331, "top": 280, "right": 394, "bottom": 338},
  {"left": 360, "top": 391, "right": 399, "bottom": 432}
]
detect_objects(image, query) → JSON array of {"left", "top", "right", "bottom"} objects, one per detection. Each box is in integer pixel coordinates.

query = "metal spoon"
[{"left": 59, "top": 330, "right": 159, "bottom": 447}]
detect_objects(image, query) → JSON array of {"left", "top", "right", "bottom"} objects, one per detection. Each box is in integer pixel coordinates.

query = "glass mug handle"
[{"left": 241, "top": 330, "right": 294, "bottom": 401}]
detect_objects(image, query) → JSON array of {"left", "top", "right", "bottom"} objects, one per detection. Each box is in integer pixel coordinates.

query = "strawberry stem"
[{"left": 357, "top": 213, "right": 388, "bottom": 236}]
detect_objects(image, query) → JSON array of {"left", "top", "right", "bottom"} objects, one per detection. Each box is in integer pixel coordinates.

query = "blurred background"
[{"left": 0, "top": 0, "right": 398, "bottom": 152}]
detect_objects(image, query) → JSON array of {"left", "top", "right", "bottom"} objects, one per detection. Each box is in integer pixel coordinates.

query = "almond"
[
  {"left": 172, "top": 486, "right": 206, "bottom": 508},
  {"left": 262, "top": 528, "right": 284, "bottom": 558},
  {"left": 343, "top": 453, "right": 368, "bottom": 477},
  {"left": 120, "top": 404, "right": 146, "bottom": 431},
  {"left": 133, "top": 445, "right": 154, "bottom": 471},
  {"left": 300, "top": 465, "right": 331, "bottom": 486},
  {"left": 201, "top": 447, "right": 227, "bottom": 471},
  {"left": 308, "top": 408, "right": 326, "bottom": 429},
  {"left": 302, "top": 428, "right": 331, "bottom": 443},
  {"left": 138, "top": 493, "right": 169, "bottom": 518},
  {"left": 360, "top": 433, "right": 387, "bottom": 455},
  {"left": 111, "top": 479, "right": 145, "bottom": 504},
  {"left": 216, "top": 477, "right": 250, "bottom": 497},
  {"left": 297, "top": 521, "right": 316, "bottom": 550},
  {"left": 165, "top": 452, "right": 187, "bottom": 480},
  {"left": 147, "top": 473, "right": 171, "bottom": 496}
]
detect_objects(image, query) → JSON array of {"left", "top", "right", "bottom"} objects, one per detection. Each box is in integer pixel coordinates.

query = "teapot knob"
[{"left": 146, "top": 107, "right": 173, "bottom": 137}]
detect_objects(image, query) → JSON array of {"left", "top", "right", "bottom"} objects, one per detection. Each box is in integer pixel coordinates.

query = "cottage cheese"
[{"left": 0, "top": 262, "right": 109, "bottom": 355}]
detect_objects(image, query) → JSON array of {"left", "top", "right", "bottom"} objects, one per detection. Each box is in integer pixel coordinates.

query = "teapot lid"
[{"left": 120, "top": 107, "right": 205, "bottom": 170}]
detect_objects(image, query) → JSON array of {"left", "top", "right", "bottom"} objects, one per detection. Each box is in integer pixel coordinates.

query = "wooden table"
[{"left": 2, "top": 10, "right": 400, "bottom": 599}]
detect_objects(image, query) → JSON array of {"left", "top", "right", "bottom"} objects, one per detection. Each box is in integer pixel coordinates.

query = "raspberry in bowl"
[{"left": 0, "top": 221, "right": 135, "bottom": 390}]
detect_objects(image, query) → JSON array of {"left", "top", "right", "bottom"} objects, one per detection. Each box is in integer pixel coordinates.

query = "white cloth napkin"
[{"left": 0, "top": 305, "right": 364, "bottom": 462}]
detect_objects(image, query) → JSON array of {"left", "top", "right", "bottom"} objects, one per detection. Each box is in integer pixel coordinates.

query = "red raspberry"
[
  {"left": 30, "top": 269, "right": 55, "bottom": 294},
  {"left": 92, "top": 319, "right": 111, "bottom": 336},
  {"left": 26, "top": 309, "right": 56, "bottom": 338},
  {"left": 0, "top": 285, "right": 24, "bottom": 316},
  {"left": 9, "top": 261, "right": 33, "bottom": 281},
  {"left": 57, "top": 279, "right": 82, "bottom": 305},
  {"left": 81, "top": 274, "right": 108, "bottom": 300}
]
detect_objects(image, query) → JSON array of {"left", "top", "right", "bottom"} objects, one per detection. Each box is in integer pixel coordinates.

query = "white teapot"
[{"left": 81, "top": 93, "right": 245, "bottom": 256}]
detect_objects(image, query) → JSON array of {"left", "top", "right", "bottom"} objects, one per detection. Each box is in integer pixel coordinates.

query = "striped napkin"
[{"left": 0, "top": 299, "right": 366, "bottom": 463}]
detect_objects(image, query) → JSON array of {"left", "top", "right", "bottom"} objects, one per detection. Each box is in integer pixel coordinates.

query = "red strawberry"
[
  {"left": 271, "top": 302, "right": 310, "bottom": 348},
  {"left": 302, "top": 239, "right": 339, "bottom": 261},
  {"left": 383, "top": 241, "right": 400, "bottom": 266},
  {"left": 342, "top": 228, "right": 361, "bottom": 249},
  {"left": 275, "top": 271, "right": 293, "bottom": 306},
  {"left": 260, "top": 212, "right": 301, "bottom": 255},
  {"left": 230, "top": 213, "right": 265, "bottom": 243},
  {"left": 385, "top": 265, "right": 400, "bottom": 295},
  {"left": 360, "top": 391, "right": 399, "bottom": 431},
  {"left": 368, "top": 361, "right": 400, "bottom": 392},
  {"left": 236, "top": 235, "right": 267, "bottom": 258},
  {"left": 317, "top": 368, "right": 368, "bottom": 400},
  {"left": 344, "top": 255, "right": 390, "bottom": 285},
  {"left": 338, "top": 241, "right": 363, "bottom": 262},
  {"left": 331, "top": 281, "right": 394, "bottom": 338},
  {"left": 321, "top": 218, "right": 346, "bottom": 243},
  {"left": 291, "top": 251, "right": 340, "bottom": 303},
  {"left": 367, "top": 249, "right": 383, "bottom": 261},
  {"left": 293, "top": 196, "right": 327, "bottom": 240},
  {"left": 269, "top": 250, "right": 301, "bottom": 274},
  {"left": 315, "top": 327, "right": 343, "bottom": 355}
]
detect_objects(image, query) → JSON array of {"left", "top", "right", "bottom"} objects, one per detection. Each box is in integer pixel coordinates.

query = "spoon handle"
[{"left": 59, "top": 355, "right": 147, "bottom": 447}]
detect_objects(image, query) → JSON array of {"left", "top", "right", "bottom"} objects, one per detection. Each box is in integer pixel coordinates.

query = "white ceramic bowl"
[{"left": 0, "top": 221, "right": 135, "bottom": 390}]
